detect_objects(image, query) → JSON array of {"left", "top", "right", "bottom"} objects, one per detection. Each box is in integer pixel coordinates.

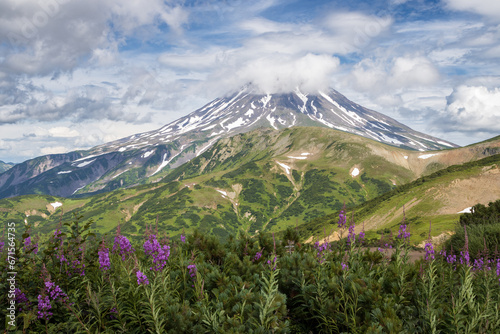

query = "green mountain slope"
[
  {"left": 1, "top": 127, "right": 499, "bottom": 241},
  {"left": 299, "top": 154, "right": 500, "bottom": 246}
]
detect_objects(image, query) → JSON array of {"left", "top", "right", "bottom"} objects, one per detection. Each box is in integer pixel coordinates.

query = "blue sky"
[{"left": 0, "top": 0, "right": 499, "bottom": 163}]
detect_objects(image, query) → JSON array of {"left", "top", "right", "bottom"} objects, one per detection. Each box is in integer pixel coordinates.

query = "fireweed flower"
[
  {"left": 424, "top": 242, "right": 435, "bottom": 261},
  {"left": 37, "top": 280, "right": 69, "bottom": 320},
  {"left": 267, "top": 256, "right": 277, "bottom": 271},
  {"left": 0, "top": 240, "right": 4, "bottom": 253},
  {"left": 136, "top": 270, "right": 149, "bottom": 285},
  {"left": 37, "top": 295, "right": 52, "bottom": 320},
  {"left": 23, "top": 236, "right": 39, "bottom": 255},
  {"left": 45, "top": 281, "right": 68, "bottom": 302},
  {"left": 341, "top": 262, "right": 349, "bottom": 271},
  {"left": 15, "top": 288, "right": 31, "bottom": 312},
  {"left": 113, "top": 235, "right": 135, "bottom": 261},
  {"left": 347, "top": 221, "right": 356, "bottom": 247},
  {"left": 358, "top": 222, "right": 366, "bottom": 244},
  {"left": 338, "top": 209, "right": 347, "bottom": 230},
  {"left": 143, "top": 235, "right": 170, "bottom": 271},
  {"left": 187, "top": 264, "right": 197, "bottom": 287},
  {"left": 98, "top": 247, "right": 111, "bottom": 272},
  {"left": 473, "top": 257, "right": 484, "bottom": 272},
  {"left": 314, "top": 241, "right": 329, "bottom": 263},
  {"left": 109, "top": 307, "right": 118, "bottom": 320},
  {"left": 180, "top": 234, "right": 186, "bottom": 243},
  {"left": 253, "top": 250, "right": 263, "bottom": 262},
  {"left": 397, "top": 224, "right": 410, "bottom": 242},
  {"left": 496, "top": 259, "right": 500, "bottom": 282}
]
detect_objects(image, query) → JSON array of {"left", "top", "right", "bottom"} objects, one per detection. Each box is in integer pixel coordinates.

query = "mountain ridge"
[
  {"left": 1, "top": 127, "right": 498, "bottom": 244},
  {"left": 0, "top": 87, "right": 458, "bottom": 198}
]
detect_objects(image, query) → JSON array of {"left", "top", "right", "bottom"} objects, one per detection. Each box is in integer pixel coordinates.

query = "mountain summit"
[
  {"left": 100, "top": 86, "right": 457, "bottom": 154},
  {"left": 0, "top": 87, "right": 457, "bottom": 198}
]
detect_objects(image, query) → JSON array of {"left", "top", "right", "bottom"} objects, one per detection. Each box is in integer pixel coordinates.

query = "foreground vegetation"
[{"left": 2, "top": 206, "right": 500, "bottom": 334}]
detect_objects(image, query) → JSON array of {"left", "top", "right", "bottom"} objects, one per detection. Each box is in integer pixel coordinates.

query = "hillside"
[
  {"left": 299, "top": 153, "right": 500, "bottom": 246},
  {"left": 1, "top": 127, "right": 499, "bottom": 241}
]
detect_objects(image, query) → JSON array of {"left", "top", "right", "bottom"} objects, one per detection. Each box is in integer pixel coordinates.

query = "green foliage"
[
  {"left": 2, "top": 215, "right": 500, "bottom": 333},
  {"left": 459, "top": 200, "right": 500, "bottom": 226}
]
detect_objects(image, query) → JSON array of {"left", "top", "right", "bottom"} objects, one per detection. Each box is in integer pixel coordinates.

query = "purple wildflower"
[
  {"left": 188, "top": 264, "right": 197, "bottom": 279},
  {"left": 15, "top": 288, "right": 31, "bottom": 312},
  {"left": 136, "top": 270, "right": 149, "bottom": 285},
  {"left": 37, "top": 295, "right": 52, "bottom": 320},
  {"left": 0, "top": 240, "right": 4, "bottom": 253},
  {"left": 314, "top": 241, "right": 329, "bottom": 263},
  {"left": 37, "top": 280, "right": 68, "bottom": 320},
  {"left": 253, "top": 250, "right": 263, "bottom": 262},
  {"left": 358, "top": 222, "right": 365, "bottom": 244},
  {"left": 447, "top": 253, "right": 457, "bottom": 264},
  {"left": 113, "top": 235, "right": 135, "bottom": 261},
  {"left": 44, "top": 281, "right": 68, "bottom": 302},
  {"left": 98, "top": 247, "right": 111, "bottom": 272},
  {"left": 23, "top": 236, "right": 38, "bottom": 255},
  {"left": 473, "top": 257, "right": 484, "bottom": 272},
  {"left": 109, "top": 307, "right": 118, "bottom": 320},
  {"left": 397, "top": 224, "right": 410, "bottom": 242},
  {"left": 267, "top": 256, "right": 277, "bottom": 271},
  {"left": 143, "top": 234, "right": 170, "bottom": 271},
  {"left": 341, "top": 262, "right": 349, "bottom": 271},
  {"left": 338, "top": 205, "right": 347, "bottom": 230},
  {"left": 424, "top": 242, "right": 435, "bottom": 261},
  {"left": 496, "top": 259, "right": 500, "bottom": 280},
  {"left": 347, "top": 220, "right": 356, "bottom": 247},
  {"left": 180, "top": 234, "right": 186, "bottom": 243}
]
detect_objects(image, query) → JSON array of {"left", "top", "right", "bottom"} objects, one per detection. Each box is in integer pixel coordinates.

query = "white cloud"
[
  {"left": 40, "top": 146, "right": 71, "bottom": 155},
  {"left": 391, "top": 56, "right": 440, "bottom": 86},
  {"left": 210, "top": 53, "right": 340, "bottom": 95},
  {"left": 48, "top": 127, "right": 80, "bottom": 138},
  {"left": 441, "top": 85, "right": 500, "bottom": 131},
  {"left": 0, "top": 0, "right": 189, "bottom": 75},
  {"left": 445, "top": 0, "right": 500, "bottom": 20},
  {"left": 347, "top": 56, "right": 440, "bottom": 99}
]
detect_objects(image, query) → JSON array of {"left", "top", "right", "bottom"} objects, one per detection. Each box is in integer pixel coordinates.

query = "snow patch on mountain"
[
  {"left": 142, "top": 150, "right": 155, "bottom": 159},
  {"left": 196, "top": 137, "right": 221, "bottom": 157},
  {"left": 226, "top": 117, "right": 247, "bottom": 131},
  {"left": 458, "top": 207, "right": 472, "bottom": 214},
  {"left": 266, "top": 115, "right": 278, "bottom": 130},
  {"left": 276, "top": 161, "right": 291, "bottom": 175},
  {"left": 418, "top": 153, "right": 439, "bottom": 159},
  {"left": 216, "top": 189, "right": 227, "bottom": 197},
  {"left": 51, "top": 202, "right": 62, "bottom": 209},
  {"left": 76, "top": 159, "right": 96, "bottom": 168}
]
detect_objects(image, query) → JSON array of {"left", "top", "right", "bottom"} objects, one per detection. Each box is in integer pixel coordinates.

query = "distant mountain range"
[
  {"left": 0, "top": 160, "right": 15, "bottom": 173},
  {"left": 0, "top": 86, "right": 458, "bottom": 199}
]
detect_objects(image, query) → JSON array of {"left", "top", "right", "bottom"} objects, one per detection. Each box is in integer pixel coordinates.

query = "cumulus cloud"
[
  {"left": 211, "top": 53, "right": 340, "bottom": 95},
  {"left": 0, "top": 0, "right": 189, "bottom": 75},
  {"left": 440, "top": 85, "right": 500, "bottom": 132},
  {"left": 445, "top": 0, "right": 500, "bottom": 21},
  {"left": 347, "top": 56, "right": 440, "bottom": 99}
]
